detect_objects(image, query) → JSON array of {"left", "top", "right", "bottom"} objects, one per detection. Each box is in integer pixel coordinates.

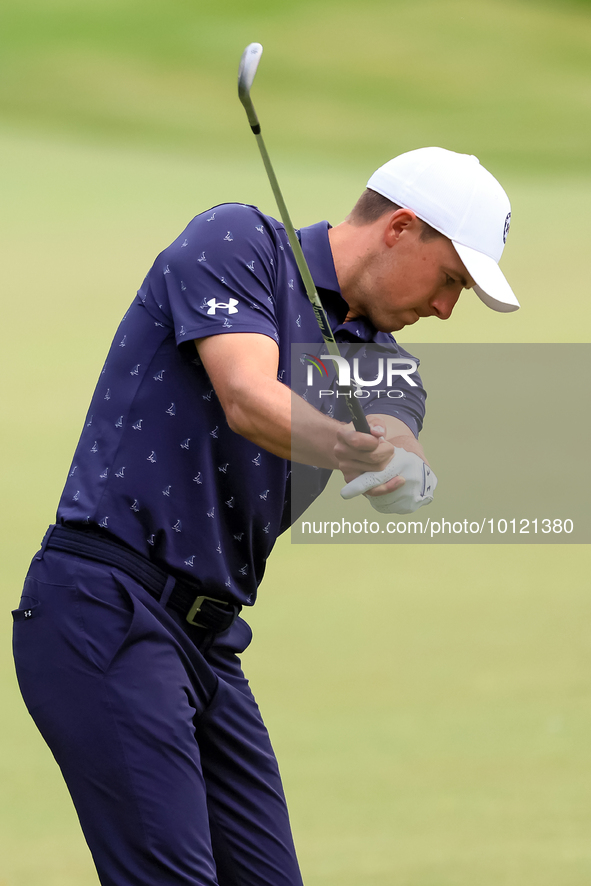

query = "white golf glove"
[{"left": 340, "top": 448, "right": 437, "bottom": 515}]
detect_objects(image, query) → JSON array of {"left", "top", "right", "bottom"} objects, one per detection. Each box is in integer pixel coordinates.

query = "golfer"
[{"left": 13, "top": 147, "right": 518, "bottom": 886}]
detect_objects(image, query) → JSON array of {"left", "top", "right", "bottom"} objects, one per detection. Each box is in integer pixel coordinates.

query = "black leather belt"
[{"left": 45, "top": 525, "right": 241, "bottom": 633}]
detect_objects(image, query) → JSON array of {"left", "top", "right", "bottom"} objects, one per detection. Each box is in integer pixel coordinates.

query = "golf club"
[{"left": 237, "top": 42, "right": 370, "bottom": 434}]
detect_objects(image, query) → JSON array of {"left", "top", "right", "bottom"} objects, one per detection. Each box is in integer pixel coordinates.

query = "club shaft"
[{"left": 252, "top": 130, "right": 370, "bottom": 433}]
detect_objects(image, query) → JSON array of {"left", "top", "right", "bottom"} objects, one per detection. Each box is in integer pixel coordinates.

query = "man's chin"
[{"left": 388, "top": 315, "right": 419, "bottom": 333}]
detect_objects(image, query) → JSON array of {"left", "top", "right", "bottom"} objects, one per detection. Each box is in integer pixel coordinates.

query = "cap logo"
[{"left": 503, "top": 211, "right": 511, "bottom": 244}]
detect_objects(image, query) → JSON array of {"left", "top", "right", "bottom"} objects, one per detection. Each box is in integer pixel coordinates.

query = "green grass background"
[{"left": 1, "top": 0, "right": 591, "bottom": 883}]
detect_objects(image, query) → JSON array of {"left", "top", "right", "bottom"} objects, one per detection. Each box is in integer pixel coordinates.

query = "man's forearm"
[
  {"left": 224, "top": 374, "right": 342, "bottom": 469},
  {"left": 194, "top": 334, "right": 410, "bottom": 477}
]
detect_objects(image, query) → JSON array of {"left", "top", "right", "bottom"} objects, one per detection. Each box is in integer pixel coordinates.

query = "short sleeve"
[
  {"left": 151, "top": 204, "right": 281, "bottom": 346},
  {"left": 354, "top": 342, "right": 426, "bottom": 437}
]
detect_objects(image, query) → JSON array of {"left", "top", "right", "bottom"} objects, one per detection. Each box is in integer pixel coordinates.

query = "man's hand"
[
  {"left": 336, "top": 415, "right": 437, "bottom": 514},
  {"left": 334, "top": 417, "right": 427, "bottom": 496},
  {"left": 334, "top": 424, "right": 404, "bottom": 495},
  {"left": 341, "top": 447, "right": 438, "bottom": 513}
]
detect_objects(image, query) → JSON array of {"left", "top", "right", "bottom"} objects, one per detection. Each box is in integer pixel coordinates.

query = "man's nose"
[{"left": 431, "top": 290, "right": 461, "bottom": 320}]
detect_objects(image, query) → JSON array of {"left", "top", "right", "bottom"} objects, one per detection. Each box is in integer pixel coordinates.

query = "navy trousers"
[{"left": 13, "top": 544, "right": 303, "bottom": 886}]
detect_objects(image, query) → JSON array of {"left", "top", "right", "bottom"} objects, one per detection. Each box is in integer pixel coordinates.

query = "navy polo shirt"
[{"left": 57, "top": 203, "right": 426, "bottom": 605}]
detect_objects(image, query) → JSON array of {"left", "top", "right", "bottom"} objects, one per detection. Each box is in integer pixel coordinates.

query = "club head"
[
  {"left": 238, "top": 43, "right": 263, "bottom": 100},
  {"left": 238, "top": 43, "right": 263, "bottom": 130}
]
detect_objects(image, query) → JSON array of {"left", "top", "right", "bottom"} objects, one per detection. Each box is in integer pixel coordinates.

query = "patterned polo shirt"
[{"left": 56, "top": 203, "right": 426, "bottom": 605}]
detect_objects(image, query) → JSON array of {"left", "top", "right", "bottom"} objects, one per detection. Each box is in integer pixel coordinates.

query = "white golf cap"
[{"left": 367, "top": 147, "right": 519, "bottom": 312}]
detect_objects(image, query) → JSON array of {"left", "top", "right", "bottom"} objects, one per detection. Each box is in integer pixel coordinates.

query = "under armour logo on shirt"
[{"left": 206, "top": 298, "right": 239, "bottom": 315}]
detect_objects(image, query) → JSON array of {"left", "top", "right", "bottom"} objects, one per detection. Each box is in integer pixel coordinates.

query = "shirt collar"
[
  {"left": 299, "top": 221, "right": 340, "bottom": 294},
  {"left": 299, "top": 220, "right": 380, "bottom": 342}
]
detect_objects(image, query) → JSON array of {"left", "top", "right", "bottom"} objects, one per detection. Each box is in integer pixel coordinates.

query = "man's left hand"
[{"left": 334, "top": 415, "right": 437, "bottom": 514}]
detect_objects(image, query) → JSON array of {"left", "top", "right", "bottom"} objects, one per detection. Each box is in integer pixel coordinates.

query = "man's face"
[{"left": 344, "top": 212, "right": 476, "bottom": 333}]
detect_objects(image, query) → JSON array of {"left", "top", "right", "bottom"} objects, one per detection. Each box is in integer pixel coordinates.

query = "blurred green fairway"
[{"left": 1, "top": 1, "right": 591, "bottom": 884}]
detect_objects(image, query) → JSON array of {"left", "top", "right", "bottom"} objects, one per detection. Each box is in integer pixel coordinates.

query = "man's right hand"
[{"left": 334, "top": 423, "right": 406, "bottom": 495}]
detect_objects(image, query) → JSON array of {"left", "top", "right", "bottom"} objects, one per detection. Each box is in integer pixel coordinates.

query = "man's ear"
[{"left": 383, "top": 208, "right": 419, "bottom": 247}]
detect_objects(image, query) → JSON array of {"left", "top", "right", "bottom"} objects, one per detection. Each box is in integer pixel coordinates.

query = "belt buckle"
[{"left": 186, "top": 594, "right": 229, "bottom": 628}]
